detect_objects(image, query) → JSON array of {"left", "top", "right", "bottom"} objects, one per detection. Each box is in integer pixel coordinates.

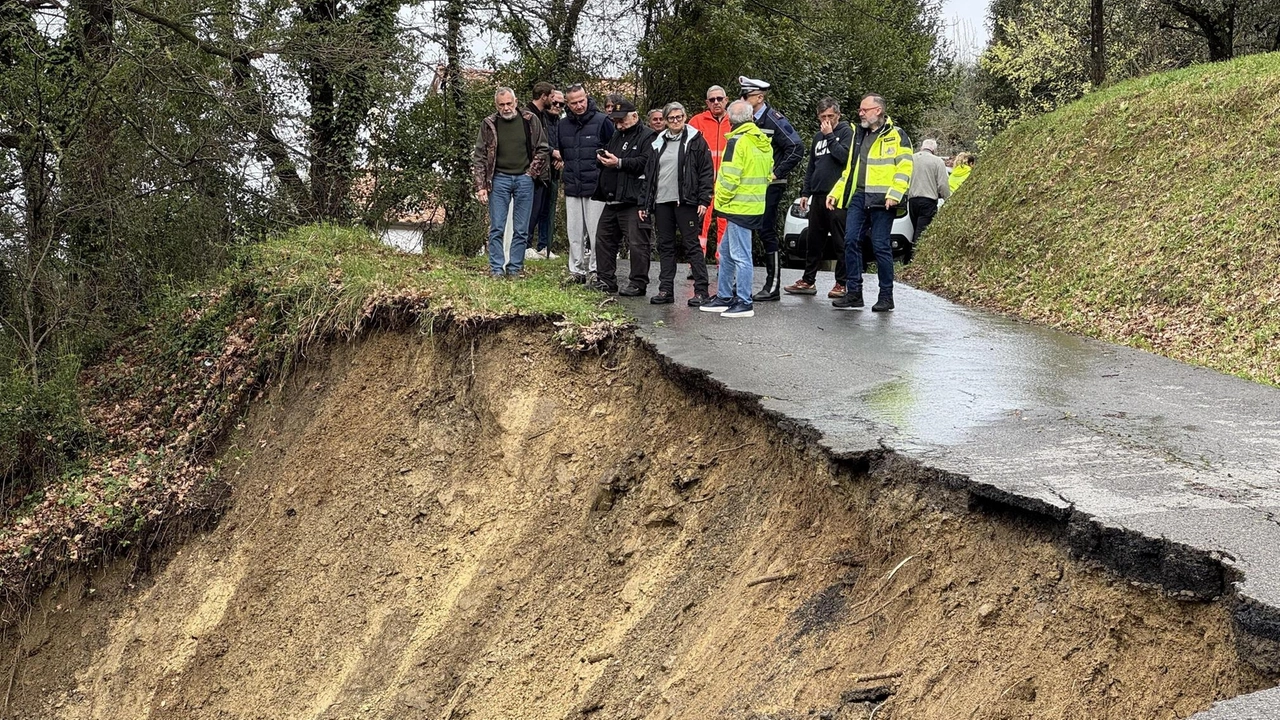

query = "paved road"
[{"left": 618, "top": 261, "right": 1280, "bottom": 716}]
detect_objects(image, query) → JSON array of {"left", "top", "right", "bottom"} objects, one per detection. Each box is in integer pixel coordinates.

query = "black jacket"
[
  {"left": 526, "top": 100, "right": 562, "bottom": 182},
  {"left": 592, "top": 121, "right": 654, "bottom": 206},
  {"left": 754, "top": 103, "right": 804, "bottom": 184},
  {"left": 802, "top": 120, "right": 853, "bottom": 196},
  {"left": 644, "top": 125, "right": 714, "bottom": 213},
  {"left": 559, "top": 98, "right": 615, "bottom": 197}
]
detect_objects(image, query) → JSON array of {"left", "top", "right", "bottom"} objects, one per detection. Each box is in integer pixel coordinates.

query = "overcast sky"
[{"left": 940, "top": 0, "right": 990, "bottom": 62}]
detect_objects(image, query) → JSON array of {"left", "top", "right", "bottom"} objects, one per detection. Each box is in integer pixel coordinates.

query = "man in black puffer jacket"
[
  {"left": 643, "top": 101, "right": 714, "bottom": 307},
  {"left": 559, "top": 84, "right": 615, "bottom": 282},
  {"left": 592, "top": 99, "right": 655, "bottom": 296}
]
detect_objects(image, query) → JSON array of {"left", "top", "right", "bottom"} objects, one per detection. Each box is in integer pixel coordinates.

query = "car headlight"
[{"left": 788, "top": 200, "right": 808, "bottom": 219}]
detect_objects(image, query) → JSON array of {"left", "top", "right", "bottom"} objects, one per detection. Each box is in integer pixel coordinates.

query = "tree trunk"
[
  {"left": 441, "top": 0, "right": 473, "bottom": 220},
  {"left": 1089, "top": 0, "right": 1106, "bottom": 86}
]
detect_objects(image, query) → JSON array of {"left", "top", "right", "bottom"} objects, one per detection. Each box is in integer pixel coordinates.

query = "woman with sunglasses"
[{"left": 643, "top": 101, "right": 714, "bottom": 306}]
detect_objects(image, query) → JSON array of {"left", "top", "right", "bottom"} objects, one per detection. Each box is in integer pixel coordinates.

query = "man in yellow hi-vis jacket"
[
  {"left": 699, "top": 100, "right": 773, "bottom": 319},
  {"left": 827, "top": 94, "right": 912, "bottom": 312}
]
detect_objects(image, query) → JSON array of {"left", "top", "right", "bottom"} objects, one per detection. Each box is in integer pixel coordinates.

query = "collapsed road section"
[
  {"left": 0, "top": 326, "right": 1271, "bottom": 719},
  {"left": 623, "top": 264, "right": 1280, "bottom": 718}
]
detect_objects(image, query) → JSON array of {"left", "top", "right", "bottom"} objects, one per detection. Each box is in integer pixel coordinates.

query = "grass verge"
[{"left": 904, "top": 52, "right": 1280, "bottom": 385}]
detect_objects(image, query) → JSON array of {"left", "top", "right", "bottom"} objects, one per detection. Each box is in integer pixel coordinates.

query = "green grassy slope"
[{"left": 905, "top": 53, "right": 1280, "bottom": 385}]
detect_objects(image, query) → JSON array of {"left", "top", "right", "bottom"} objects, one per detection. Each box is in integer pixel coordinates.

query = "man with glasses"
[
  {"left": 526, "top": 82, "right": 562, "bottom": 259},
  {"left": 688, "top": 85, "right": 732, "bottom": 260},
  {"left": 559, "top": 84, "right": 615, "bottom": 283},
  {"left": 827, "top": 93, "right": 913, "bottom": 312},
  {"left": 738, "top": 76, "right": 803, "bottom": 302},
  {"left": 643, "top": 101, "right": 713, "bottom": 306}
]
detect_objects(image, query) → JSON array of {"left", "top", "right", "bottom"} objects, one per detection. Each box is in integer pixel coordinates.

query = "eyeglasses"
[
  {"left": 707, "top": 97, "right": 727, "bottom": 103},
  {"left": 665, "top": 115, "right": 685, "bottom": 121},
  {"left": 551, "top": 101, "right": 564, "bottom": 107}
]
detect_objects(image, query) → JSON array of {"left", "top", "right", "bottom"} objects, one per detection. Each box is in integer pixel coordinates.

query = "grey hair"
[
  {"left": 706, "top": 85, "right": 725, "bottom": 99},
  {"left": 494, "top": 86, "right": 516, "bottom": 101},
  {"left": 662, "top": 101, "right": 686, "bottom": 117},
  {"left": 818, "top": 97, "right": 840, "bottom": 114},
  {"left": 727, "top": 99, "right": 753, "bottom": 125},
  {"left": 565, "top": 84, "right": 586, "bottom": 97},
  {"left": 862, "top": 93, "right": 886, "bottom": 111}
]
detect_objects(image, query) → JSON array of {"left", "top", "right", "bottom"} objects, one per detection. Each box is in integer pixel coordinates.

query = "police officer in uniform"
[{"left": 737, "top": 76, "right": 803, "bottom": 302}]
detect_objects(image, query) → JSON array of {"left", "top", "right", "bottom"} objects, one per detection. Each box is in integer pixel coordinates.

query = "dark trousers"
[
  {"left": 759, "top": 183, "right": 787, "bottom": 253},
  {"left": 654, "top": 202, "right": 709, "bottom": 295},
  {"left": 907, "top": 196, "right": 938, "bottom": 244},
  {"left": 596, "top": 203, "right": 650, "bottom": 292},
  {"left": 530, "top": 179, "right": 559, "bottom": 251},
  {"left": 801, "top": 199, "right": 848, "bottom": 285},
  {"left": 843, "top": 191, "right": 895, "bottom": 296}
]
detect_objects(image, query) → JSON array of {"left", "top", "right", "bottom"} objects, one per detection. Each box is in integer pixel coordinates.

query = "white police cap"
[{"left": 738, "top": 76, "right": 770, "bottom": 95}]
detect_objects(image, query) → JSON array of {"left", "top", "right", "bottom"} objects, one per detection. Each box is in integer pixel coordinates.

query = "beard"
[{"left": 499, "top": 109, "right": 518, "bottom": 120}]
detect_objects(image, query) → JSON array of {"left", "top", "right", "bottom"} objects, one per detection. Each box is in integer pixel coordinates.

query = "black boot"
[{"left": 752, "top": 251, "right": 781, "bottom": 302}]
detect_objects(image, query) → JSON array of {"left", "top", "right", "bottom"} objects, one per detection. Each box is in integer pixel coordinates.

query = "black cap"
[{"left": 609, "top": 99, "right": 637, "bottom": 119}]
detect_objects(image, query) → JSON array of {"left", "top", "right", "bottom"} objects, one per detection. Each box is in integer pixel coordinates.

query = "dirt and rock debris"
[{"left": 0, "top": 325, "right": 1271, "bottom": 719}]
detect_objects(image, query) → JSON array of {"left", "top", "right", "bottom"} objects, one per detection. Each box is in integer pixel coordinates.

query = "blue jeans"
[
  {"left": 843, "top": 191, "right": 896, "bottom": 297},
  {"left": 488, "top": 173, "right": 534, "bottom": 274},
  {"left": 531, "top": 179, "right": 558, "bottom": 252},
  {"left": 717, "top": 220, "right": 756, "bottom": 304}
]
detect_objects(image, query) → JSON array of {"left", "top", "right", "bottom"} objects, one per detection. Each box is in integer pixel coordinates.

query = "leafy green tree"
[{"left": 637, "top": 0, "right": 948, "bottom": 139}]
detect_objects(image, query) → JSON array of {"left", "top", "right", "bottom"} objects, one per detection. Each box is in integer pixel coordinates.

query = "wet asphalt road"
[{"left": 617, "top": 261, "right": 1280, "bottom": 716}]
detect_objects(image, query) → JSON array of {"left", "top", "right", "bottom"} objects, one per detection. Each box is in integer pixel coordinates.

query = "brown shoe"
[
  {"left": 828, "top": 283, "right": 847, "bottom": 298},
  {"left": 784, "top": 280, "right": 817, "bottom": 295}
]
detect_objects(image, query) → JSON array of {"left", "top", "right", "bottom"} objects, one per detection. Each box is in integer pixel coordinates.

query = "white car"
[{"left": 782, "top": 196, "right": 937, "bottom": 269}]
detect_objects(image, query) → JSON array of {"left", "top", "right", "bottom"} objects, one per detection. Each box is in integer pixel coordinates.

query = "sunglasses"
[
  {"left": 707, "top": 97, "right": 727, "bottom": 103},
  {"left": 551, "top": 101, "right": 565, "bottom": 107}
]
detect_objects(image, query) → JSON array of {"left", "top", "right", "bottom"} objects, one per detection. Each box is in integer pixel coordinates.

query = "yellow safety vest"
[
  {"left": 714, "top": 122, "right": 773, "bottom": 217},
  {"left": 829, "top": 117, "right": 913, "bottom": 209}
]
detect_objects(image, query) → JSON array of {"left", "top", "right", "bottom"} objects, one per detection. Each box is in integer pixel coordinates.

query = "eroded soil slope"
[{"left": 0, "top": 327, "right": 1269, "bottom": 719}]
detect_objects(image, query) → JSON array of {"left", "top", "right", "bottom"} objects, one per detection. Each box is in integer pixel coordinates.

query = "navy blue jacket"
[
  {"left": 559, "top": 98, "right": 615, "bottom": 198},
  {"left": 755, "top": 103, "right": 804, "bottom": 184}
]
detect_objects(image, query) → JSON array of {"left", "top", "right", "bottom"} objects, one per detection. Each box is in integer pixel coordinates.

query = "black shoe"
[
  {"left": 872, "top": 296, "right": 894, "bottom": 312},
  {"left": 650, "top": 291, "right": 674, "bottom": 305},
  {"left": 751, "top": 287, "right": 780, "bottom": 302},
  {"left": 595, "top": 281, "right": 618, "bottom": 294},
  {"left": 619, "top": 285, "right": 645, "bottom": 297},
  {"left": 687, "top": 293, "right": 710, "bottom": 307},
  {"left": 570, "top": 273, "right": 587, "bottom": 284},
  {"left": 832, "top": 293, "right": 865, "bottom": 310}
]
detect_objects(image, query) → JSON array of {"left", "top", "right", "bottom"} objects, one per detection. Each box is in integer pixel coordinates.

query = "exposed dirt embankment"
[{"left": 0, "top": 327, "right": 1269, "bottom": 719}]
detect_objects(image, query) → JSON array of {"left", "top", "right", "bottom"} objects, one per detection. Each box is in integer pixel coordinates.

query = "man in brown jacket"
[{"left": 473, "top": 87, "right": 549, "bottom": 277}]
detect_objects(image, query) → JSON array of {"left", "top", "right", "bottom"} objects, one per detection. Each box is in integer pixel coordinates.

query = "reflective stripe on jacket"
[
  {"left": 829, "top": 116, "right": 913, "bottom": 209},
  {"left": 713, "top": 122, "right": 773, "bottom": 228},
  {"left": 688, "top": 111, "right": 732, "bottom": 172}
]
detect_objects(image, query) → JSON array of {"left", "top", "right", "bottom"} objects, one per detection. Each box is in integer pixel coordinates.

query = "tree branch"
[{"left": 122, "top": 4, "right": 263, "bottom": 63}]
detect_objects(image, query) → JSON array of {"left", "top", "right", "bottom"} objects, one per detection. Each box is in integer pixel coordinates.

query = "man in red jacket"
[{"left": 687, "top": 85, "right": 731, "bottom": 261}]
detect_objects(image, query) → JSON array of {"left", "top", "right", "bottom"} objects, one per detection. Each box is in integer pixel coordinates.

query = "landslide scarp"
[{"left": 0, "top": 326, "right": 1269, "bottom": 719}]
